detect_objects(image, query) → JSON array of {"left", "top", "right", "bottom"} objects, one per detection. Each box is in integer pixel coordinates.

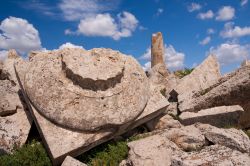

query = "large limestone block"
[
  {"left": 175, "top": 55, "right": 221, "bottom": 96},
  {"left": 180, "top": 105, "right": 244, "bottom": 127},
  {"left": 196, "top": 123, "right": 250, "bottom": 154},
  {"left": 61, "top": 156, "right": 87, "bottom": 166},
  {"left": 162, "top": 125, "right": 205, "bottom": 151},
  {"left": 126, "top": 134, "right": 179, "bottom": 166},
  {"left": 172, "top": 145, "right": 250, "bottom": 166},
  {"left": 24, "top": 48, "right": 149, "bottom": 131},
  {"left": 15, "top": 49, "right": 169, "bottom": 165},
  {"left": 178, "top": 65, "right": 250, "bottom": 128}
]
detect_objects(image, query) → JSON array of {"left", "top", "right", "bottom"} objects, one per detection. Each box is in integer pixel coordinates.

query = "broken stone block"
[
  {"left": 195, "top": 123, "right": 250, "bottom": 154},
  {"left": 172, "top": 145, "right": 250, "bottom": 166},
  {"left": 24, "top": 48, "right": 149, "bottom": 132},
  {"left": 61, "top": 156, "right": 87, "bottom": 166},
  {"left": 178, "top": 65, "right": 250, "bottom": 128},
  {"left": 179, "top": 105, "right": 244, "bottom": 127},
  {"left": 15, "top": 48, "right": 169, "bottom": 165},
  {"left": 126, "top": 134, "right": 179, "bottom": 166},
  {"left": 0, "top": 54, "right": 32, "bottom": 154},
  {"left": 241, "top": 60, "right": 250, "bottom": 67},
  {"left": 162, "top": 125, "right": 205, "bottom": 151},
  {"left": 175, "top": 55, "right": 221, "bottom": 97}
]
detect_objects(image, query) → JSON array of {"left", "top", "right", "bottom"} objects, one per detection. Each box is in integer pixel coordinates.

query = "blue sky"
[{"left": 0, "top": 0, "right": 250, "bottom": 73}]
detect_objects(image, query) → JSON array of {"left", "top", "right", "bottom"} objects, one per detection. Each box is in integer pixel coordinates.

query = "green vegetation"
[
  {"left": 174, "top": 68, "right": 194, "bottom": 78},
  {"left": 78, "top": 140, "right": 128, "bottom": 166},
  {"left": 0, "top": 140, "right": 51, "bottom": 166}
]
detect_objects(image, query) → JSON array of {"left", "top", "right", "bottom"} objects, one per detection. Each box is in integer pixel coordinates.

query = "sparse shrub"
[
  {"left": 0, "top": 140, "right": 51, "bottom": 166},
  {"left": 174, "top": 68, "right": 194, "bottom": 78},
  {"left": 78, "top": 140, "right": 128, "bottom": 166}
]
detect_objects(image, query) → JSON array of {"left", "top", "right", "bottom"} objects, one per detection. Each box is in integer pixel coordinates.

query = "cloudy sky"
[{"left": 0, "top": 0, "right": 250, "bottom": 73}]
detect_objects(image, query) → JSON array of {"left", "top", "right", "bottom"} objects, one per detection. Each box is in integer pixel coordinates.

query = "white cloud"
[
  {"left": 209, "top": 43, "right": 249, "bottom": 65},
  {"left": 188, "top": 3, "right": 202, "bottom": 12},
  {"left": 216, "top": 6, "right": 235, "bottom": 21},
  {"left": 0, "top": 50, "right": 8, "bottom": 61},
  {"left": 197, "top": 10, "right": 214, "bottom": 20},
  {"left": 241, "top": 0, "right": 248, "bottom": 6},
  {"left": 59, "top": 42, "right": 84, "bottom": 49},
  {"left": 220, "top": 22, "right": 250, "bottom": 38},
  {"left": 76, "top": 11, "right": 138, "bottom": 40},
  {"left": 207, "top": 28, "right": 215, "bottom": 34},
  {"left": 141, "top": 45, "right": 185, "bottom": 71},
  {"left": 59, "top": 0, "right": 119, "bottom": 21},
  {"left": 0, "top": 17, "right": 42, "bottom": 54},
  {"left": 199, "top": 36, "right": 211, "bottom": 45},
  {"left": 156, "top": 8, "right": 164, "bottom": 16}
]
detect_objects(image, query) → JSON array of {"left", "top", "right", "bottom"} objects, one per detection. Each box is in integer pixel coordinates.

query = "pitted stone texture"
[
  {"left": 162, "top": 125, "right": 205, "bottom": 151},
  {"left": 175, "top": 55, "right": 221, "bottom": 96},
  {"left": 178, "top": 65, "right": 250, "bottom": 128},
  {"left": 0, "top": 58, "right": 31, "bottom": 154},
  {"left": 61, "top": 156, "right": 87, "bottom": 166},
  {"left": 196, "top": 123, "right": 250, "bottom": 154},
  {"left": 24, "top": 48, "right": 149, "bottom": 131},
  {"left": 15, "top": 57, "right": 168, "bottom": 165},
  {"left": 180, "top": 105, "right": 244, "bottom": 127},
  {"left": 172, "top": 145, "right": 250, "bottom": 166},
  {"left": 126, "top": 134, "right": 179, "bottom": 166}
]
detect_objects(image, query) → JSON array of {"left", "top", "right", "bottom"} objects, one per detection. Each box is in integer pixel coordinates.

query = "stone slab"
[{"left": 179, "top": 105, "right": 244, "bottom": 127}]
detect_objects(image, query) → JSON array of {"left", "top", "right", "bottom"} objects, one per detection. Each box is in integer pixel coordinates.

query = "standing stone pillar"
[{"left": 151, "top": 32, "right": 165, "bottom": 68}]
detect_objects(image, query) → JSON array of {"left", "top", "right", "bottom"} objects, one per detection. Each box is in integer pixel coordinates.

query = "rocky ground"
[{"left": 0, "top": 32, "right": 250, "bottom": 166}]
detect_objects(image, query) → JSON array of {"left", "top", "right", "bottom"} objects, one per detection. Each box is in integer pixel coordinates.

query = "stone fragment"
[
  {"left": 146, "top": 114, "right": 182, "bottom": 131},
  {"left": 178, "top": 65, "right": 250, "bottom": 128},
  {"left": 162, "top": 125, "right": 205, "bottom": 151},
  {"left": 148, "top": 63, "right": 168, "bottom": 90},
  {"left": 196, "top": 123, "right": 250, "bottom": 154},
  {"left": 180, "top": 105, "right": 244, "bottom": 127},
  {"left": 24, "top": 48, "right": 149, "bottom": 131},
  {"left": 61, "top": 156, "right": 87, "bottom": 166},
  {"left": 126, "top": 134, "right": 179, "bottom": 166},
  {"left": 166, "top": 102, "right": 178, "bottom": 115},
  {"left": 151, "top": 32, "right": 166, "bottom": 68},
  {"left": 172, "top": 145, "right": 250, "bottom": 166},
  {"left": 175, "top": 55, "right": 221, "bottom": 97}
]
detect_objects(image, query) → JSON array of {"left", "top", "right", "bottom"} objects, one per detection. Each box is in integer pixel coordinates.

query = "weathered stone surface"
[
  {"left": 151, "top": 32, "right": 166, "bottom": 68},
  {"left": 148, "top": 63, "right": 168, "bottom": 90},
  {"left": 24, "top": 48, "right": 149, "bottom": 131},
  {"left": 61, "top": 156, "right": 87, "bottom": 166},
  {"left": 0, "top": 53, "right": 32, "bottom": 154},
  {"left": 178, "top": 65, "right": 250, "bottom": 128},
  {"left": 15, "top": 54, "right": 169, "bottom": 165},
  {"left": 126, "top": 134, "right": 179, "bottom": 166},
  {"left": 172, "top": 145, "right": 250, "bottom": 166},
  {"left": 146, "top": 114, "right": 182, "bottom": 131},
  {"left": 180, "top": 105, "right": 244, "bottom": 127},
  {"left": 2, "top": 50, "right": 23, "bottom": 85},
  {"left": 162, "top": 125, "right": 205, "bottom": 151},
  {"left": 0, "top": 80, "right": 18, "bottom": 116},
  {"left": 166, "top": 102, "right": 178, "bottom": 115},
  {"left": 175, "top": 55, "right": 221, "bottom": 96},
  {"left": 196, "top": 123, "right": 250, "bottom": 154}
]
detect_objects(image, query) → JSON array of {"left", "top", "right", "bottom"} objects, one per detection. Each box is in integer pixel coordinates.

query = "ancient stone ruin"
[{"left": 1, "top": 32, "right": 250, "bottom": 165}]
